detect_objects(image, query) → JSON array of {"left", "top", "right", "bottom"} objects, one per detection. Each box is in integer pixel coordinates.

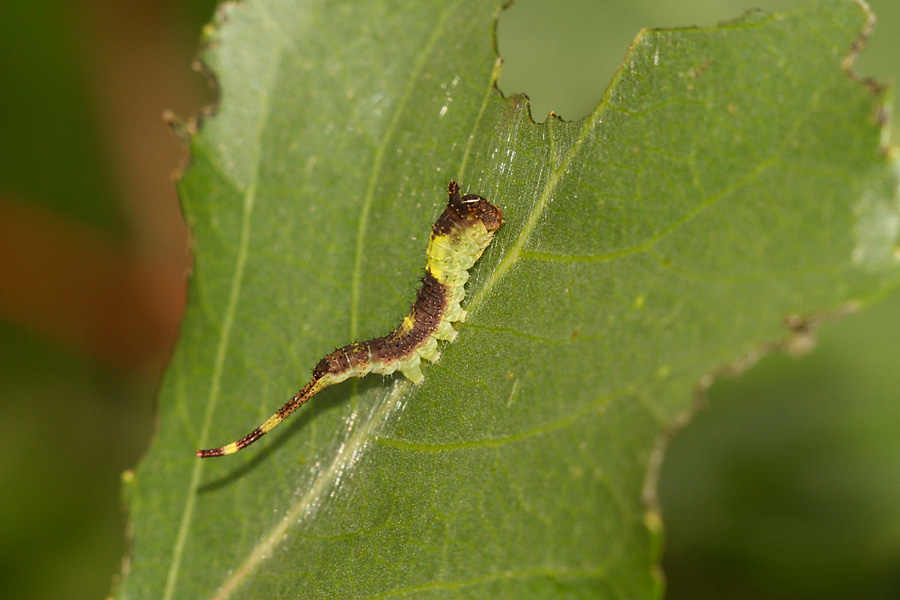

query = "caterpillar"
[{"left": 197, "top": 180, "right": 503, "bottom": 458}]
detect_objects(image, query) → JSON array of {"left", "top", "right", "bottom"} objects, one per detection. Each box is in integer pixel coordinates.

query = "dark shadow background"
[{"left": 0, "top": 1, "right": 897, "bottom": 599}]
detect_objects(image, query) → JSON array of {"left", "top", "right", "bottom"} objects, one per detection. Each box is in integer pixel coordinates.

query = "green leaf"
[{"left": 117, "top": 0, "right": 900, "bottom": 598}]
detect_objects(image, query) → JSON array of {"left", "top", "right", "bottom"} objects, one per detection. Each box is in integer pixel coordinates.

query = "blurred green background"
[{"left": 0, "top": 1, "right": 897, "bottom": 599}]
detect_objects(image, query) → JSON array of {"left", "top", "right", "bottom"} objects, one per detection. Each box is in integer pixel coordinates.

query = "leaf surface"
[{"left": 118, "top": 1, "right": 900, "bottom": 598}]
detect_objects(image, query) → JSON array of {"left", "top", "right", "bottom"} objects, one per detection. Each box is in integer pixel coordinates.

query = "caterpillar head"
[{"left": 447, "top": 180, "right": 504, "bottom": 232}]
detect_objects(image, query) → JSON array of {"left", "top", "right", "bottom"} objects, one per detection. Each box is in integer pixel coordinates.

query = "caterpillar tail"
[{"left": 196, "top": 378, "right": 327, "bottom": 458}]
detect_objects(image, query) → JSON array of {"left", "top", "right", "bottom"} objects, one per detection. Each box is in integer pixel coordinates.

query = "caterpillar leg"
[
  {"left": 416, "top": 336, "right": 441, "bottom": 362},
  {"left": 443, "top": 305, "right": 467, "bottom": 322},
  {"left": 399, "top": 354, "right": 424, "bottom": 384},
  {"left": 432, "top": 319, "right": 458, "bottom": 342}
]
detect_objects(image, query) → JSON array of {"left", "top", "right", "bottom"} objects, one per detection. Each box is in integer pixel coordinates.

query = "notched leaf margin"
[{"left": 640, "top": 0, "right": 897, "bottom": 580}]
